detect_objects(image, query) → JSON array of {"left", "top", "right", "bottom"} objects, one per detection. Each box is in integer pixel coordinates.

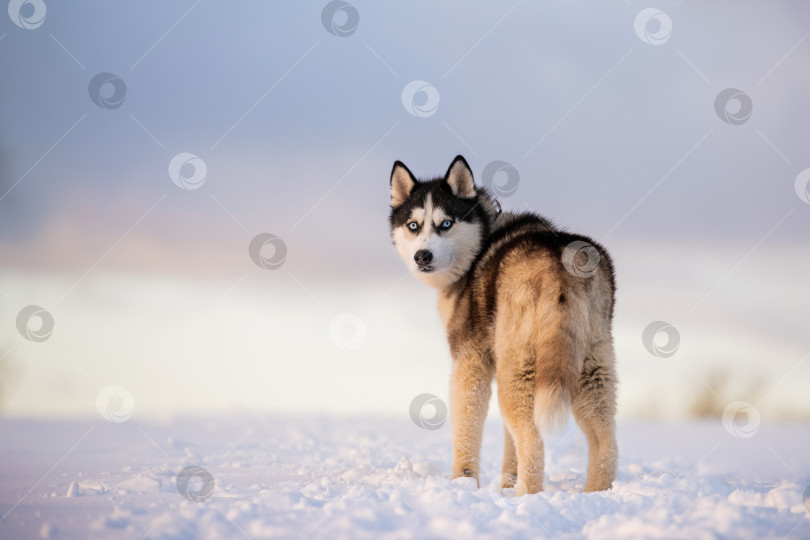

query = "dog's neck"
[{"left": 437, "top": 208, "right": 556, "bottom": 294}]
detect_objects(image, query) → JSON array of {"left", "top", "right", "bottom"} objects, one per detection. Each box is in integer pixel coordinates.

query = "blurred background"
[{"left": 1, "top": 0, "right": 809, "bottom": 422}]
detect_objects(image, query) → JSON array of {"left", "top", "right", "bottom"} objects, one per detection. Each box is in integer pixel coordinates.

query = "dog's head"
[{"left": 389, "top": 155, "right": 499, "bottom": 289}]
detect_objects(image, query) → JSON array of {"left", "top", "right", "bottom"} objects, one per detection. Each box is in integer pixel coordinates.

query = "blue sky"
[{"left": 2, "top": 1, "right": 809, "bottom": 252}]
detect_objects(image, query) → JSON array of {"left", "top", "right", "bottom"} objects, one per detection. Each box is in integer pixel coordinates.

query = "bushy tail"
[{"left": 532, "top": 299, "right": 585, "bottom": 434}]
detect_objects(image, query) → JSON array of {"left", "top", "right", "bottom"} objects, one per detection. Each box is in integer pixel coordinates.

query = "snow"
[{"left": 1, "top": 417, "right": 809, "bottom": 539}]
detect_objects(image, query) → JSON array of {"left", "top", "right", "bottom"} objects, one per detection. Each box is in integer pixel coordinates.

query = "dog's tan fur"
[{"left": 389, "top": 156, "right": 618, "bottom": 494}]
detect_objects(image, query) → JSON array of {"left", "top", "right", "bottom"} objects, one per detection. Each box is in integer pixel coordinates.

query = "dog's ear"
[
  {"left": 390, "top": 161, "right": 417, "bottom": 207},
  {"left": 444, "top": 155, "right": 476, "bottom": 198}
]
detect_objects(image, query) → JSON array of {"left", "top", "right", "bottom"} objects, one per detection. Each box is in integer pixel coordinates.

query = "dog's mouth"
[{"left": 415, "top": 254, "right": 453, "bottom": 274}]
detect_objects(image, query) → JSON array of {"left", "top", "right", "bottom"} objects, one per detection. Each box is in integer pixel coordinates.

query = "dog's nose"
[{"left": 414, "top": 250, "right": 433, "bottom": 266}]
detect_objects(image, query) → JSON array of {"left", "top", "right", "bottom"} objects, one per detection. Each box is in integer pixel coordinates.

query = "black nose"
[{"left": 414, "top": 250, "right": 433, "bottom": 266}]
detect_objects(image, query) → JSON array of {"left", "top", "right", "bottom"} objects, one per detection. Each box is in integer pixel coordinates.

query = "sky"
[{"left": 1, "top": 0, "right": 809, "bottom": 421}]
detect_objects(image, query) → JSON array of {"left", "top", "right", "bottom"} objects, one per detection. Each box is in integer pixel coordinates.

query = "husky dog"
[{"left": 389, "top": 156, "right": 618, "bottom": 494}]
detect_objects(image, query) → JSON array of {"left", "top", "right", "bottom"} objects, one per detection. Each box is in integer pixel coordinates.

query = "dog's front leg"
[{"left": 449, "top": 352, "right": 493, "bottom": 487}]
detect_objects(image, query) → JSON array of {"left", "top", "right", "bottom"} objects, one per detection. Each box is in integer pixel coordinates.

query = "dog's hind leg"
[
  {"left": 500, "top": 424, "right": 518, "bottom": 488},
  {"left": 497, "top": 361, "right": 544, "bottom": 495},
  {"left": 572, "top": 340, "right": 618, "bottom": 492}
]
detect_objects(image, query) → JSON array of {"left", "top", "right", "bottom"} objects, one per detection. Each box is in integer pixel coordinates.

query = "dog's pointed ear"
[
  {"left": 390, "top": 161, "right": 417, "bottom": 207},
  {"left": 444, "top": 155, "right": 476, "bottom": 198}
]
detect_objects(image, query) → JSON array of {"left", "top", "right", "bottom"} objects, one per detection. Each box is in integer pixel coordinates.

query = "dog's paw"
[
  {"left": 451, "top": 467, "right": 480, "bottom": 488},
  {"left": 499, "top": 473, "right": 517, "bottom": 489}
]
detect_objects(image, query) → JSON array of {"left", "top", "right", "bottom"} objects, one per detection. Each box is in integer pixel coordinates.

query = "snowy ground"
[{"left": 1, "top": 417, "right": 809, "bottom": 539}]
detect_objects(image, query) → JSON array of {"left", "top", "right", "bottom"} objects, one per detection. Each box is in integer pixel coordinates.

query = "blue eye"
[
  {"left": 407, "top": 222, "right": 418, "bottom": 231},
  {"left": 440, "top": 220, "right": 453, "bottom": 229}
]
